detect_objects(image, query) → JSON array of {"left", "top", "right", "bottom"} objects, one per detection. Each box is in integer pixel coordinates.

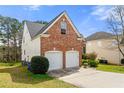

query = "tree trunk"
[
  {"left": 7, "top": 33, "right": 10, "bottom": 61},
  {"left": 14, "top": 37, "right": 17, "bottom": 62}
]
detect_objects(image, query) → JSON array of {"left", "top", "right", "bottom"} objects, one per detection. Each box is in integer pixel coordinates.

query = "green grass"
[
  {"left": 0, "top": 62, "right": 76, "bottom": 88},
  {"left": 0, "top": 62, "right": 21, "bottom": 67},
  {"left": 96, "top": 64, "right": 124, "bottom": 74}
]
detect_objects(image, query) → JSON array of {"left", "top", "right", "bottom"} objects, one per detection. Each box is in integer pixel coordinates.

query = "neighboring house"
[
  {"left": 21, "top": 11, "right": 85, "bottom": 71},
  {"left": 86, "top": 31, "right": 124, "bottom": 65}
]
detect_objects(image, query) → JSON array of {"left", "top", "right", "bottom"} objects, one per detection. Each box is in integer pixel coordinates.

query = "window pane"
[
  {"left": 61, "top": 29, "right": 66, "bottom": 34},
  {"left": 61, "top": 21, "right": 67, "bottom": 30},
  {"left": 61, "top": 21, "right": 67, "bottom": 34}
]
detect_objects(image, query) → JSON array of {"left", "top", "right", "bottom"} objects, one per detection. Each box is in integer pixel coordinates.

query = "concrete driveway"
[{"left": 49, "top": 67, "right": 124, "bottom": 88}]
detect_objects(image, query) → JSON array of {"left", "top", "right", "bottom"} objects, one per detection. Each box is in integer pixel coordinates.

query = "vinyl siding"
[{"left": 21, "top": 22, "right": 40, "bottom": 62}]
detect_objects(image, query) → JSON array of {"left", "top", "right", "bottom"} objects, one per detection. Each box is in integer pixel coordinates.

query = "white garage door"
[
  {"left": 45, "top": 51, "right": 63, "bottom": 70},
  {"left": 66, "top": 51, "right": 79, "bottom": 68}
]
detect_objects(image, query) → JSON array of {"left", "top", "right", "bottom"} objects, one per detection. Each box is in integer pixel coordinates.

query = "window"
[
  {"left": 112, "top": 41, "right": 117, "bottom": 46},
  {"left": 60, "top": 21, "right": 67, "bottom": 34}
]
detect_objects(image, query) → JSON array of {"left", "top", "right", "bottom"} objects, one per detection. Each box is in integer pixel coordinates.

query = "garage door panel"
[
  {"left": 66, "top": 51, "right": 79, "bottom": 68},
  {"left": 45, "top": 51, "right": 63, "bottom": 70}
]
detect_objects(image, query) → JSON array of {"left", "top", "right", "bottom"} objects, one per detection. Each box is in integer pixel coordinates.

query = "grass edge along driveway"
[
  {"left": 96, "top": 64, "right": 124, "bottom": 74},
  {"left": 0, "top": 62, "right": 77, "bottom": 88}
]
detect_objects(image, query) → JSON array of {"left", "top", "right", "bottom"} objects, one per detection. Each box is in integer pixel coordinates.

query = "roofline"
[
  {"left": 41, "top": 11, "right": 82, "bottom": 37},
  {"left": 86, "top": 38, "right": 115, "bottom": 42},
  {"left": 31, "top": 11, "right": 64, "bottom": 40},
  {"left": 31, "top": 11, "right": 85, "bottom": 40},
  {"left": 25, "top": 21, "right": 32, "bottom": 39},
  {"left": 42, "top": 11, "right": 66, "bottom": 34},
  {"left": 64, "top": 11, "right": 82, "bottom": 37}
]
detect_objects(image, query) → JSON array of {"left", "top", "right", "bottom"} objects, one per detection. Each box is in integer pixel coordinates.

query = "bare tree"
[{"left": 107, "top": 6, "right": 124, "bottom": 58}]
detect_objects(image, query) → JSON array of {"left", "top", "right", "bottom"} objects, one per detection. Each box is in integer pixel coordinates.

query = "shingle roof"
[
  {"left": 26, "top": 11, "right": 65, "bottom": 39},
  {"left": 34, "top": 11, "right": 65, "bottom": 37},
  {"left": 26, "top": 21, "right": 46, "bottom": 38},
  {"left": 86, "top": 32, "right": 113, "bottom": 41}
]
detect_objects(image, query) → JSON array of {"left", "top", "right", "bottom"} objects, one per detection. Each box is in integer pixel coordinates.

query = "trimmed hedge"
[
  {"left": 82, "top": 59, "right": 99, "bottom": 68},
  {"left": 89, "top": 60, "right": 99, "bottom": 67},
  {"left": 31, "top": 56, "right": 49, "bottom": 74},
  {"left": 82, "top": 59, "right": 88, "bottom": 64}
]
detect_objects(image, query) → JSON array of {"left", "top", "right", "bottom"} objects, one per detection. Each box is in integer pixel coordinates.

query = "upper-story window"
[
  {"left": 112, "top": 41, "right": 117, "bottom": 46},
  {"left": 60, "top": 21, "right": 67, "bottom": 34}
]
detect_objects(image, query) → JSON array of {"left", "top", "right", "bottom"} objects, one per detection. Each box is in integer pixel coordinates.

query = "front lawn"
[
  {"left": 96, "top": 64, "right": 124, "bottom": 74},
  {"left": 0, "top": 62, "right": 76, "bottom": 88}
]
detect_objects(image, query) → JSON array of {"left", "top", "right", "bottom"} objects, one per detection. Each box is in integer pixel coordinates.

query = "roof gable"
[
  {"left": 40, "top": 11, "right": 82, "bottom": 38},
  {"left": 35, "top": 11, "right": 64, "bottom": 37},
  {"left": 25, "top": 11, "right": 84, "bottom": 40}
]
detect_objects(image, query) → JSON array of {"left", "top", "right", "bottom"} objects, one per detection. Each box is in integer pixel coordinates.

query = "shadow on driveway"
[{"left": 48, "top": 67, "right": 80, "bottom": 78}]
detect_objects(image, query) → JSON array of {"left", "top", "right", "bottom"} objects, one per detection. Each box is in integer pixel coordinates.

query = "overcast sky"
[{"left": 0, "top": 5, "right": 113, "bottom": 37}]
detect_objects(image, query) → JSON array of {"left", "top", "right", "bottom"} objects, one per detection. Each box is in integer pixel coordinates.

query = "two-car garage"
[{"left": 45, "top": 50, "right": 79, "bottom": 71}]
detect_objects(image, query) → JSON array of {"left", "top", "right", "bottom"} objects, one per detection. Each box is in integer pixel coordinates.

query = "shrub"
[
  {"left": 88, "top": 60, "right": 99, "bottom": 67},
  {"left": 82, "top": 54, "right": 87, "bottom": 59},
  {"left": 82, "top": 59, "right": 88, "bottom": 64},
  {"left": 31, "top": 56, "right": 49, "bottom": 74},
  {"left": 121, "top": 59, "right": 124, "bottom": 64},
  {"left": 83, "top": 63, "right": 89, "bottom": 68},
  {"left": 82, "top": 59, "right": 89, "bottom": 68},
  {"left": 87, "top": 52, "right": 97, "bottom": 60}
]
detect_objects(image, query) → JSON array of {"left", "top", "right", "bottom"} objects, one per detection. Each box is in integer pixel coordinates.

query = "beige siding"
[{"left": 86, "top": 39, "right": 123, "bottom": 64}]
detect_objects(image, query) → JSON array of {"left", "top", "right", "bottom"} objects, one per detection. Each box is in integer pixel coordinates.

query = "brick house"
[{"left": 21, "top": 11, "right": 85, "bottom": 71}]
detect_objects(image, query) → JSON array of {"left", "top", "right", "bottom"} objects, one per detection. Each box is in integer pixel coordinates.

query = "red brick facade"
[{"left": 40, "top": 15, "right": 85, "bottom": 68}]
